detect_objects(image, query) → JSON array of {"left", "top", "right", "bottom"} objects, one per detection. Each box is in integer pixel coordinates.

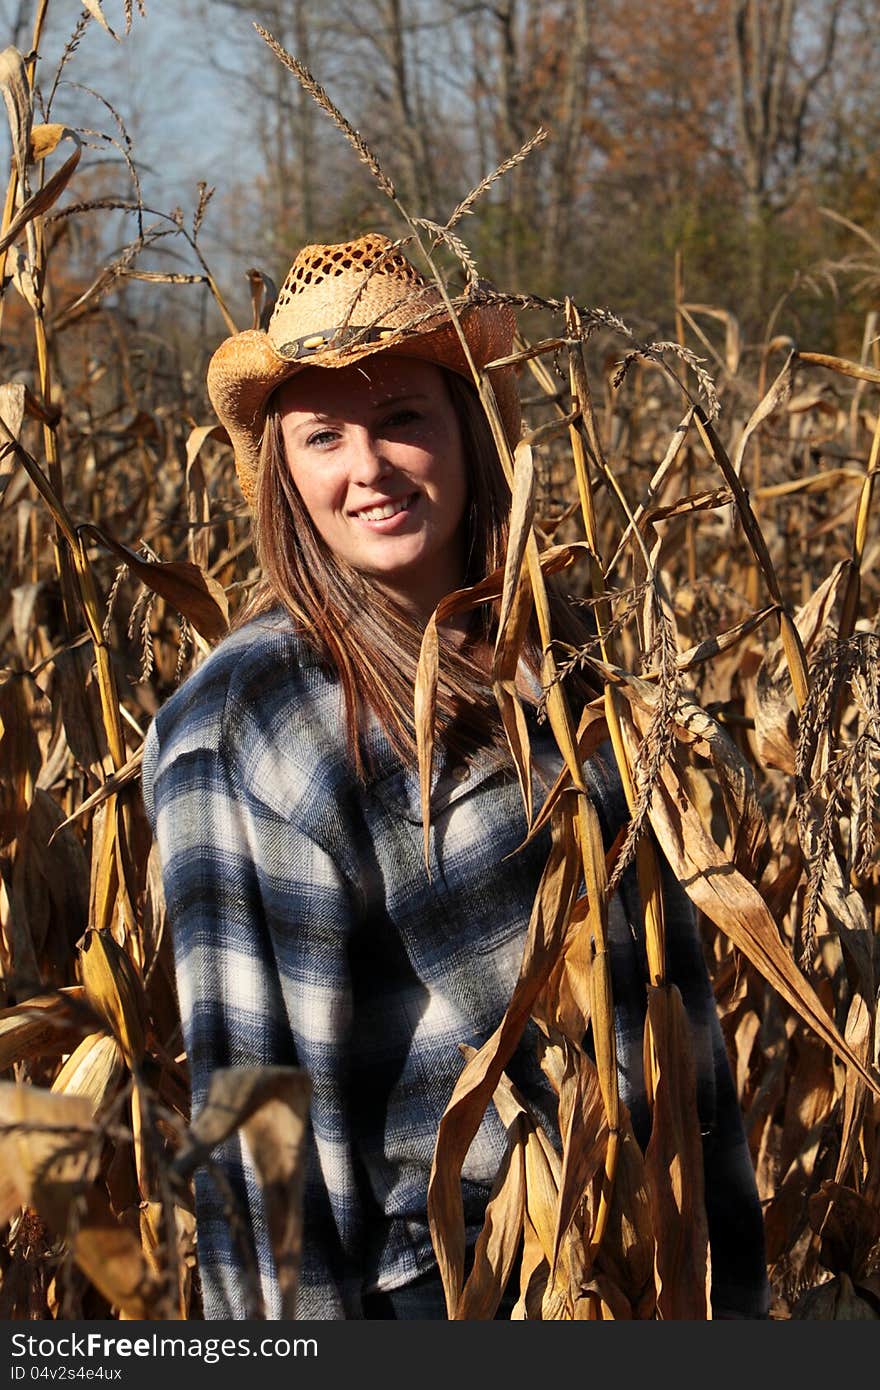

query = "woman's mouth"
[{"left": 352, "top": 494, "right": 417, "bottom": 526}]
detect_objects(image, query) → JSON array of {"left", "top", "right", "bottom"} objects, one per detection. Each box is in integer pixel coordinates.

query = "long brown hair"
[{"left": 241, "top": 365, "right": 591, "bottom": 779}]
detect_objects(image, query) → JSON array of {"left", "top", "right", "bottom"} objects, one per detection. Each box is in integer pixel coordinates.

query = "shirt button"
[{"left": 451, "top": 762, "right": 470, "bottom": 783}]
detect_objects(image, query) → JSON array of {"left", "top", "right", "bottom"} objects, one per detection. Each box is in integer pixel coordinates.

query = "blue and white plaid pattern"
[{"left": 142, "top": 610, "right": 770, "bottom": 1320}]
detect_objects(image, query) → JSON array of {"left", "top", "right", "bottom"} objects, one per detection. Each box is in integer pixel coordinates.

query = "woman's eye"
[
  {"left": 306, "top": 428, "right": 340, "bottom": 448},
  {"left": 383, "top": 409, "right": 421, "bottom": 429}
]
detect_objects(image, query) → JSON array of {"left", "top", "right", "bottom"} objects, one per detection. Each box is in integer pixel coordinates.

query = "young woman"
[{"left": 142, "top": 233, "right": 770, "bottom": 1320}]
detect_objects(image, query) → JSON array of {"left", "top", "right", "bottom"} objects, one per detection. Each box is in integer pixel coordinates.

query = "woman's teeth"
[{"left": 357, "top": 496, "right": 412, "bottom": 521}]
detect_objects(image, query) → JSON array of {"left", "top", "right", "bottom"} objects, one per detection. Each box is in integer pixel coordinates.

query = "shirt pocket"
[
  {"left": 370, "top": 744, "right": 510, "bottom": 821},
  {"left": 370, "top": 747, "right": 553, "bottom": 962}
]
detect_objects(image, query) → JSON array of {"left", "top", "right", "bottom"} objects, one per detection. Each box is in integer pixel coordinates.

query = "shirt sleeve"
[{"left": 143, "top": 718, "right": 366, "bottom": 1320}]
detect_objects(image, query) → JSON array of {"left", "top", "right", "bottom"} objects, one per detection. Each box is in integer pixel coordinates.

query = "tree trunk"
[{"left": 545, "top": 0, "right": 591, "bottom": 282}]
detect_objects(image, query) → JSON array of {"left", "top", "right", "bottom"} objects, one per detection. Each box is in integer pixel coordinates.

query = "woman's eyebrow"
[
  {"left": 291, "top": 413, "right": 335, "bottom": 433},
  {"left": 369, "top": 391, "right": 429, "bottom": 409},
  {"left": 291, "top": 393, "right": 430, "bottom": 433},
  {"left": 304, "top": 393, "right": 428, "bottom": 418}
]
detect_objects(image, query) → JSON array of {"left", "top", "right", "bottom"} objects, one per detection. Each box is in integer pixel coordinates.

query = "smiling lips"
[{"left": 352, "top": 493, "right": 417, "bottom": 524}]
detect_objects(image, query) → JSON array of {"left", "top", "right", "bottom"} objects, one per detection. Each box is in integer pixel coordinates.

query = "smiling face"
[{"left": 277, "top": 356, "right": 469, "bottom": 618}]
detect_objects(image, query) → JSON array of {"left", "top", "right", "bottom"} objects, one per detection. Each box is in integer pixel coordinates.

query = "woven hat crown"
[{"left": 267, "top": 233, "right": 446, "bottom": 359}]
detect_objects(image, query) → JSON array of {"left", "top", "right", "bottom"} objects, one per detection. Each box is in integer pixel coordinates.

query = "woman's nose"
[{"left": 347, "top": 428, "right": 392, "bottom": 483}]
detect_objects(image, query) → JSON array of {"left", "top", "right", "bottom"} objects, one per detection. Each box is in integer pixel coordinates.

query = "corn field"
[{"left": 1, "top": 3, "right": 879, "bottom": 1322}]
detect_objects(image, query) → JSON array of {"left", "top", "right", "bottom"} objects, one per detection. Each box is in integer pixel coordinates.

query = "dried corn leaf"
[
  {"left": 533, "top": 894, "right": 592, "bottom": 1042},
  {"left": 525, "top": 1123, "right": 562, "bottom": 1272},
  {"left": 11, "top": 586, "right": 43, "bottom": 672},
  {"left": 168, "top": 1067, "right": 311, "bottom": 1317},
  {"left": 493, "top": 569, "right": 535, "bottom": 828},
  {"left": 71, "top": 1184, "right": 169, "bottom": 1318},
  {"left": 11, "top": 791, "right": 89, "bottom": 984},
  {"left": 734, "top": 1009, "right": 761, "bottom": 1101},
  {"left": 416, "top": 544, "right": 579, "bottom": 853},
  {"left": 28, "top": 123, "right": 74, "bottom": 162},
  {"left": 801, "top": 835, "right": 875, "bottom": 1002},
  {"left": 178, "top": 1064, "right": 311, "bottom": 1174},
  {"left": 0, "top": 381, "right": 26, "bottom": 442},
  {"left": 10, "top": 245, "right": 38, "bottom": 309},
  {"left": 522, "top": 702, "right": 608, "bottom": 847},
  {"left": 731, "top": 350, "right": 794, "bottom": 479},
  {"left": 748, "top": 1007, "right": 791, "bottom": 1203},
  {"left": 497, "top": 441, "right": 536, "bottom": 638},
  {"left": 834, "top": 994, "right": 872, "bottom": 1185},
  {"left": 797, "top": 352, "right": 880, "bottom": 387},
  {"left": 86, "top": 802, "right": 119, "bottom": 942},
  {"left": 643, "top": 985, "right": 710, "bottom": 1319},
  {"left": 456, "top": 1112, "right": 527, "bottom": 1319},
  {"left": 791, "top": 1271, "right": 880, "bottom": 1319},
  {"left": 606, "top": 411, "right": 694, "bottom": 574},
  {"left": 0, "top": 987, "right": 89, "bottom": 1070},
  {"left": 763, "top": 1030, "right": 838, "bottom": 1262},
  {"left": 606, "top": 668, "right": 767, "bottom": 884},
  {"left": 676, "top": 605, "right": 779, "bottom": 672},
  {"left": 571, "top": 1260, "right": 635, "bottom": 1318},
  {"left": 809, "top": 1182, "right": 880, "bottom": 1280},
  {"left": 749, "top": 561, "right": 847, "bottom": 774},
  {"left": 186, "top": 454, "right": 210, "bottom": 572},
  {"left": 628, "top": 721, "right": 879, "bottom": 1094},
  {"left": 597, "top": 672, "right": 878, "bottom": 1093},
  {"left": 79, "top": 930, "right": 147, "bottom": 1068},
  {"left": 51, "top": 1031, "right": 124, "bottom": 1116},
  {"left": 787, "top": 389, "right": 839, "bottom": 418},
  {"left": 1, "top": 863, "right": 42, "bottom": 991},
  {"left": 240, "top": 1074, "right": 311, "bottom": 1319},
  {"left": 577, "top": 778, "right": 622, "bottom": 1140},
  {"left": 680, "top": 303, "right": 741, "bottom": 375},
  {"left": 428, "top": 806, "right": 581, "bottom": 1311},
  {"left": 757, "top": 468, "right": 861, "bottom": 501},
  {"left": 53, "top": 644, "right": 110, "bottom": 779},
  {"left": 0, "top": 47, "right": 31, "bottom": 181},
  {"left": 592, "top": 1108, "right": 656, "bottom": 1318},
  {"left": 778, "top": 1031, "right": 837, "bottom": 1178},
  {"left": 0, "top": 672, "right": 49, "bottom": 845},
  {"left": 0, "top": 143, "right": 82, "bottom": 257},
  {"left": 0, "top": 1081, "right": 97, "bottom": 1229},
  {"left": 549, "top": 1039, "right": 607, "bottom": 1278},
  {"left": 246, "top": 268, "right": 278, "bottom": 329},
  {"left": 185, "top": 423, "right": 229, "bottom": 468},
  {"left": 82, "top": 1, "right": 121, "bottom": 40},
  {"left": 11, "top": 833, "right": 60, "bottom": 987},
  {"left": 511, "top": 1208, "right": 550, "bottom": 1319},
  {"left": 56, "top": 745, "right": 144, "bottom": 832},
  {"left": 85, "top": 525, "right": 229, "bottom": 642},
  {"left": 765, "top": 1142, "right": 827, "bottom": 1267},
  {"left": 477, "top": 1058, "right": 562, "bottom": 1280}
]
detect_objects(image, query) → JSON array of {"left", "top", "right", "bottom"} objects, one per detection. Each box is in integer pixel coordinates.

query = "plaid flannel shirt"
[{"left": 142, "top": 609, "right": 770, "bottom": 1320}]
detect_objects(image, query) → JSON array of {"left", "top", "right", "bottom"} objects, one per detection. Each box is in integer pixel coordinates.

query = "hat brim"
[{"left": 206, "top": 301, "right": 521, "bottom": 506}]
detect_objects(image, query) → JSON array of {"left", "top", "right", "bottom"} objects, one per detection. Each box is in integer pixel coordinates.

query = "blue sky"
[{"left": 1, "top": 2, "right": 268, "bottom": 322}]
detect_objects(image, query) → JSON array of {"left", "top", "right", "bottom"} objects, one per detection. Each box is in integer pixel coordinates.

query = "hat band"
[{"left": 274, "top": 324, "right": 400, "bottom": 361}]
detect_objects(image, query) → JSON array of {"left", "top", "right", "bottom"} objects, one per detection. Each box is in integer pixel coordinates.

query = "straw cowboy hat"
[{"left": 206, "top": 232, "right": 521, "bottom": 505}]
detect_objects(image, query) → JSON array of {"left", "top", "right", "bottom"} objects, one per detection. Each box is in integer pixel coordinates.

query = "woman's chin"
[{"left": 359, "top": 555, "right": 461, "bottom": 617}]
